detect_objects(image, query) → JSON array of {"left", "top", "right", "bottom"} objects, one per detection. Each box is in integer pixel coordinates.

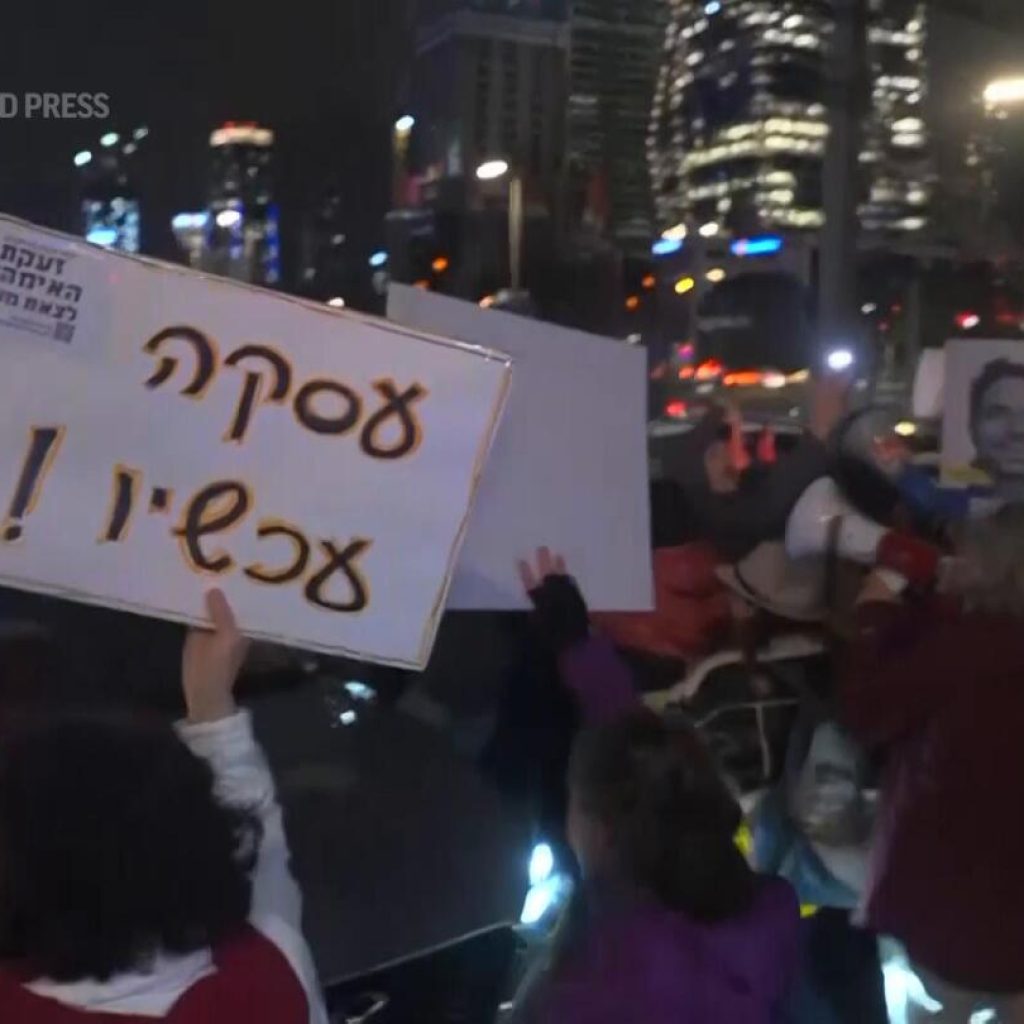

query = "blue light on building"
[
  {"left": 731, "top": 235, "right": 784, "bottom": 257},
  {"left": 652, "top": 237, "right": 684, "bottom": 257}
]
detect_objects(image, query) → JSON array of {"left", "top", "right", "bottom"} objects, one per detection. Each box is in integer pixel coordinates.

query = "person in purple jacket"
[{"left": 514, "top": 709, "right": 800, "bottom": 1024}]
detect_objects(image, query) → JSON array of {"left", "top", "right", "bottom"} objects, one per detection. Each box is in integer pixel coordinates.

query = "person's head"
[
  {"left": 970, "top": 359, "right": 1024, "bottom": 492},
  {"left": 0, "top": 712, "right": 258, "bottom": 981},
  {"left": 703, "top": 432, "right": 742, "bottom": 495},
  {"left": 941, "top": 503, "right": 1024, "bottom": 617},
  {"left": 567, "top": 711, "right": 755, "bottom": 922}
]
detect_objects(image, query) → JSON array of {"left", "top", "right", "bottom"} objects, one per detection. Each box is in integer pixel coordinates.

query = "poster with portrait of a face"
[{"left": 941, "top": 340, "right": 1024, "bottom": 501}]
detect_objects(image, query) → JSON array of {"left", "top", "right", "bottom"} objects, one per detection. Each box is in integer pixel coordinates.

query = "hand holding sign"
[{"left": 182, "top": 589, "right": 250, "bottom": 724}]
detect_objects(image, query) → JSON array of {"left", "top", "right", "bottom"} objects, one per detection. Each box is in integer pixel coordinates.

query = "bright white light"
[
  {"left": 394, "top": 115, "right": 416, "bottom": 133},
  {"left": 706, "top": 267, "right": 726, "bottom": 283},
  {"left": 369, "top": 250, "right": 388, "bottom": 268},
  {"left": 123, "top": 142, "right": 137, "bottom": 156},
  {"left": 326, "top": 296, "right": 346, "bottom": 308},
  {"left": 704, "top": 1, "right": 721, "bottom": 14},
  {"left": 339, "top": 709, "right": 357, "bottom": 726},
  {"left": 894, "top": 421, "right": 917, "bottom": 437},
  {"left": 99, "top": 132, "right": 119, "bottom": 148},
  {"left": 133, "top": 126, "right": 149, "bottom": 141},
  {"left": 215, "top": 209, "right": 242, "bottom": 229},
  {"left": 476, "top": 159, "right": 510, "bottom": 181},
  {"left": 763, "top": 372, "right": 786, "bottom": 389},
  {"left": 73, "top": 150, "right": 92, "bottom": 168},
  {"left": 520, "top": 880, "right": 557, "bottom": 926},
  {"left": 862, "top": 302, "right": 877, "bottom": 314},
  {"left": 827, "top": 348, "right": 854, "bottom": 372},
  {"left": 698, "top": 221, "right": 720, "bottom": 237},
  {"left": 343, "top": 680, "right": 376, "bottom": 702},
  {"left": 661, "top": 223, "right": 688, "bottom": 241},
  {"left": 529, "top": 843, "right": 554, "bottom": 887},
  {"left": 984, "top": 78, "right": 1024, "bottom": 108},
  {"left": 960, "top": 313, "right": 980, "bottom": 330}
]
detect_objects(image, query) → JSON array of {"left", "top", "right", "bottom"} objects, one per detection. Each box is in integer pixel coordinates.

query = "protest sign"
[
  {"left": 388, "top": 285, "right": 653, "bottom": 611},
  {"left": 0, "top": 217, "right": 511, "bottom": 669},
  {"left": 941, "top": 339, "right": 1024, "bottom": 499}
]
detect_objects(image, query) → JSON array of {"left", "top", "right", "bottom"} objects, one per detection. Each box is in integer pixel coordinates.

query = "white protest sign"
[
  {"left": 0, "top": 217, "right": 511, "bottom": 669},
  {"left": 388, "top": 285, "right": 653, "bottom": 611}
]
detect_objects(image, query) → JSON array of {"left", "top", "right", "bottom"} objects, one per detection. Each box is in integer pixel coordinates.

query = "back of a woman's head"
[
  {"left": 0, "top": 712, "right": 256, "bottom": 981},
  {"left": 570, "top": 711, "right": 755, "bottom": 923}
]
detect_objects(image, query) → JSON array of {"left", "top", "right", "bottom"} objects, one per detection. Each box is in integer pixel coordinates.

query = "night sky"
[
  {"left": 0, "top": 0, "right": 417, "bottom": 265},
  {"left": 2, "top": 1, "right": 1023, "bottom": 270}
]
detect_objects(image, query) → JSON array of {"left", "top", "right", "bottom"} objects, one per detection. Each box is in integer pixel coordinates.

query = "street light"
[
  {"left": 99, "top": 132, "right": 119, "bottom": 148},
  {"left": 215, "top": 209, "right": 242, "bottom": 229},
  {"left": 73, "top": 150, "right": 92, "bottom": 168},
  {"left": 394, "top": 115, "right": 416, "bottom": 134},
  {"left": 984, "top": 78, "right": 1024, "bottom": 108},
  {"left": 476, "top": 159, "right": 523, "bottom": 293}
]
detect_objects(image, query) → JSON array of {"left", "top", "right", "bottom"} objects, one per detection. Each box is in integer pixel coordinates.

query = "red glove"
[{"left": 877, "top": 531, "right": 940, "bottom": 588}]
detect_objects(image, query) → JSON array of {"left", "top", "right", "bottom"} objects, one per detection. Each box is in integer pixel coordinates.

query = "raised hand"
[
  {"left": 182, "top": 589, "right": 250, "bottom": 724},
  {"left": 517, "top": 546, "right": 568, "bottom": 595}
]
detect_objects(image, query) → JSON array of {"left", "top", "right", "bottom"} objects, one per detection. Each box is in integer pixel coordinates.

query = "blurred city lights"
[
  {"left": 698, "top": 221, "right": 720, "bottom": 238},
  {"left": 431, "top": 255, "right": 450, "bottom": 273},
  {"left": 625, "top": 295, "right": 641, "bottom": 311},
  {"left": 86, "top": 227, "right": 118, "bottom": 247},
  {"left": 704, "top": 0, "right": 721, "bottom": 13},
  {"left": 665, "top": 400, "right": 688, "bottom": 419},
  {"left": 674, "top": 276, "right": 696, "bottom": 295},
  {"left": 956, "top": 311, "right": 980, "bottom": 331},
  {"left": 529, "top": 843, "right": 555, "bottom": 887},
  {"left": 73, "top": 150, "right": 92, "bottom": 168},
  {"left": 984, "top": 78, "right": 1024, "bottom": 108},
  {"left": 706, "top": 267, "right": 726, "bottom": 283},
  {"left": 732, "top": 235, "right": 784, "bottom": 257},
  {"left": 862, "top": 302, "right": 878, "bottom": 315},
  {"left": 641, "top": 273, "right": 657, "bottom": 290},
  {"left": 369, "top": 250, "right": 388, "bottom": 268},
  {"left": 661, "top": 223, "right": 688, "bottom": 242},
  {"left": 215, "top": 209, "right": 242, "bottom": 228},
  {"left": 826, "top": 348, "right": 854, "bottom": 372},
  {"left": 394, "top": 115, "right": 416, "bottom": 133},
  {"left": 894, "top": 421, "right": 918, "bottom": 438},
  {"left": 171, "top": 212, "right": 208, "bottom": 230},
  {"left": 476, "top": 159, "right": 510, "bottom": 181},
  {"left": 413, "top": 279, "right": 431, "bottom": 290},
  {"left": 132, "top": 126, "right": 149, "bottom": 141},
  {"left": 326, "top": 296, "right": 346, "bottom": 308},
  {"left": 479, "top": 294, "right": 496, "bottom": 308},
  {"left": 123, "top": 142, "right": 137, "bottom": 155},
  {"left": 763, "top": 372, "right": 787, "bottom": 389},
  {"left": 652, "top": 237, "right": 684, "bottom": 257},
  {"left": 99, "top": 132, "right": 120, "bottom": 148}
]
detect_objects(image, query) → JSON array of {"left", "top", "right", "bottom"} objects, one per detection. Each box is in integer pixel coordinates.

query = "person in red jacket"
[
  {"left": 0, "top": 590, "right": 327, "bottom": 1024},
  {"left": 842, "top": 505, "right": 1024, "bottom": 1023}
]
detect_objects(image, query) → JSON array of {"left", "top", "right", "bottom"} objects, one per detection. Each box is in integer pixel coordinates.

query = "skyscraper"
[
  {"left": 74, "top": 128, "right": 150, "bottom": 253},
  {"left": 401, "top": 1, "right": 568, "bottom": 294},
  {"left": 859, "top": 2, "right": 929, "bottom": 235},
  {"left": 649, "top": 0, "right": 930, "bottom": 238},
  {"left": 568, "top": 0, "right": 668, "bottom": 246},
  {"left": 205, "top": 123, "right": 280, "bottom": 286}
]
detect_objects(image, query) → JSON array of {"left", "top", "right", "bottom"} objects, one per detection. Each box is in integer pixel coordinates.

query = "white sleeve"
[{"left": 177, "top": 711, "right": 329, "bottom": 1024}]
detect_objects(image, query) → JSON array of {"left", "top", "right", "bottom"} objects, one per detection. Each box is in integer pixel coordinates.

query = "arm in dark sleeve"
[
  {"left": 841, "top": 599, "right": 957, "bottom": 747},
  {"left": 529, "top": 575, "right": 639, "bottom": 724}
]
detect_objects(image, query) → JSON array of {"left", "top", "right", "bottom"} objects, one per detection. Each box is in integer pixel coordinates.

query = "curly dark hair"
[
  {"left": 570, "top": 711, "right": 756, "bottom": 922},
  {"left": 0, "top": 712, "right": 259, "bottom": 981}
]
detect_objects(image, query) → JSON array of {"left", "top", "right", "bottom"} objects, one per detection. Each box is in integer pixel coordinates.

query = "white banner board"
[
  {"left": 941, "top": 338, "right": 1024, "bottom": 499},
  {"left": 0, "top": 218, "right": 511, "bottom": 669},
  {"left": 388, "top": 286, "right": 653, "bottom": 611}
]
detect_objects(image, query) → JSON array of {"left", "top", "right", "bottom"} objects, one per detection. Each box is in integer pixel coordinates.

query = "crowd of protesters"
[{"left": 0, "top": 376, "right": 1021, "bottom": 1024}]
